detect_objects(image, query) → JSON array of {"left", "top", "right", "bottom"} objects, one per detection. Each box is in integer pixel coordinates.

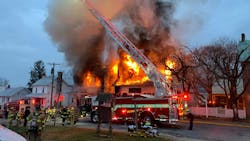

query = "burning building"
[{"left": 44, "top": 0, "right": 182, "bottom": 95}]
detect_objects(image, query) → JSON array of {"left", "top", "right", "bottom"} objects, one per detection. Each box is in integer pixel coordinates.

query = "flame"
[
  {"left": 163, "top": 60, "right": 175, "bottom": 81},
  {"left": 115, "top": 54, "right": 149, "bottom": 85},
  {"left": 83, "top": 71, "right": 101, "bottom": 87},
  {"left": 81, "top": 56, "right": 175, "bottom": 93},
  {"left": 124, "top": 55, "right": 140, "bottom": 75},
  {"left": 112, "top": 64, "right": 118, "bottom": 75}
]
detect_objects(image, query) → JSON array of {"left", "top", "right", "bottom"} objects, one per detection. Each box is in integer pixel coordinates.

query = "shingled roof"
[
  {"left": 32, "top": 76, "right": 74, "bottom": 86},
  {"left": 0, "top": 87, "right": 30, "bottom": 97}
]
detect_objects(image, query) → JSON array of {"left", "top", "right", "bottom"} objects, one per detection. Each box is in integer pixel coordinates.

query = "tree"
[
  {"left": 192, "top": 47, "right": 217, "bottom": 106},
  {"left": 194, "top": 38, "right": 250, "bottom": 120},
  {"left": 164, "top": 48, "right": 195, "bottom": 94},
  {"left": 27, "top": 60, "right": 46, "bottom": 90}
]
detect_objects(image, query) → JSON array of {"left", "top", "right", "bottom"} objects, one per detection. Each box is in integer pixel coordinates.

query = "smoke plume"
[{"left": 44, "top": 0, "right": 181, "bottom": 92}]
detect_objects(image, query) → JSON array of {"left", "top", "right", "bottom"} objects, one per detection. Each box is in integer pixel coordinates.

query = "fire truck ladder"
[{"left": 84, "top": 0, "right": 172, "bottom": 97}]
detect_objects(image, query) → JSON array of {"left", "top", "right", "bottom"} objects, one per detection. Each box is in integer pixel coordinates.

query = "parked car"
[{"left": 0, "top": 124, "right": 27, "bottom": 141}]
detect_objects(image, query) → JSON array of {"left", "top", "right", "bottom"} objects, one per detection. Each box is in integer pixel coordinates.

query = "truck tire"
[{"left": 91, "top": 111, "right": 98, "bottom": 123}]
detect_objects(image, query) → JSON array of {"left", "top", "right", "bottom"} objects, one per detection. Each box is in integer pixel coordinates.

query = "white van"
[{"left": 0, "top": 125, "right": 27, "bottom": 141}]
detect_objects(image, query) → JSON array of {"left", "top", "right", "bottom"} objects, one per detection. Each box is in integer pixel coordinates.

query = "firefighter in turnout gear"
[
  {"left": 68, "top": 106, "right": 77, "bottom": 125},
  {"left": 47, "top": 107, "right": 56, "bottom": 121},
  {"left": 27, "top": 107, "right": 43, "bottom": 140},
  {"left": 60, "top": 107, "right": 69, "bottom": 126},
  {"left": 7, "top": 107, "right": 15, "bottom": 128},
  {"left": 16, "top": 108, "right": 24, "bottom": 127},
  {"left": 40, "top": 107, "right": 47, "bottom": 130}
]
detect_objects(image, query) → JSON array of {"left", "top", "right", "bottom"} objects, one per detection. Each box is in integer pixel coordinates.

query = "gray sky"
[{"left": 0, "top": 0, "right": 250, "bottom": 87}]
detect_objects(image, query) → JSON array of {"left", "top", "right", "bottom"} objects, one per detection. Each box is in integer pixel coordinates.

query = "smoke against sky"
[
  {"left": 0, "top": 0, "right": 250, "bottom": 87},
  {"left": 45, "top": 0, "right": 181, "bottom": 89}
]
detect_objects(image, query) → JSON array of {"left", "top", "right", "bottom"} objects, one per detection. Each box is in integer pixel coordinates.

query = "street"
[
  {"left": 1, "top": 117, "right": 250, "bottom": 141},
  {"left": 76, "top": 117, "right": 250, "bottom": 141}
]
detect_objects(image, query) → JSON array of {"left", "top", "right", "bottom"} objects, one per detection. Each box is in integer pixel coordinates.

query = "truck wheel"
[{"left": 91, "top": 112, "right": 98, "bottom": 123}]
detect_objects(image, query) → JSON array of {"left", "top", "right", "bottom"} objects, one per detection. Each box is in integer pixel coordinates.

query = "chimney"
[{"left": 241, "top": 33, "right": 245, "bottom": 42}]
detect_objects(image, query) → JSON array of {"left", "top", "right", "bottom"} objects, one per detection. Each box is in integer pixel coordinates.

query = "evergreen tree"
[{"left": 27, "top": 60, "right": 46, "bottom": 90}]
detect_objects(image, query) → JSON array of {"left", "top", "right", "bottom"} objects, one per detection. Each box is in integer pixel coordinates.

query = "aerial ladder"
[{"left": 83, "top": 0, "right": 172, "bottom": 97}]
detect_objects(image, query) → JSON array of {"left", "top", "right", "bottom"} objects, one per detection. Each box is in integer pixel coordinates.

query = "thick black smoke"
[{"left": 44, "top": 0, "right": 178, "bottom": 87}]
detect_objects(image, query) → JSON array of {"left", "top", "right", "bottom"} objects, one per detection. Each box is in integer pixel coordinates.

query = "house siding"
[
  {"left": 32, "top": 78, "right": 74, "bottom": 108},
  {"left": 242, "top": 61, "right": 250, "bottom": 119}
]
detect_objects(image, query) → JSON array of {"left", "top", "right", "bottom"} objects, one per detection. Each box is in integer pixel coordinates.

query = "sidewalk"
[{"left": 179, "top": 117, "right": 250, "bottom": 128}]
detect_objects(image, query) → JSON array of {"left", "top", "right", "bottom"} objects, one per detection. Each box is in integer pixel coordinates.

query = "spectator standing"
[{"left": 187, "top": 110, "right": 194, "bottom": 130}]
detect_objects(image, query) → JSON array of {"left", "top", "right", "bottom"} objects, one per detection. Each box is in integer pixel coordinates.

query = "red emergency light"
[
  {"left": 19, "top": 100, "right": 24, "bottom": 105},
  {"left": 122, "top": 109, "right": 127, "bottom": 114},
  {"left": 147, "top": 108, "right": 151, "bottom": 111},
  {"left": 31, "top": 99, "right": 36, "bottom": 105},
  {"left": 183, "top": 93, "right": 190, "bottom": 101}
]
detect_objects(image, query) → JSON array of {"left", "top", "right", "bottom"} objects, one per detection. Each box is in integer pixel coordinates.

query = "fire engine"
[
  {"left": 112, "top": 96, "right": 178, "bottom": 124},
  {"left": 84, "top": 0, "right": 181, "bottom": 124}
]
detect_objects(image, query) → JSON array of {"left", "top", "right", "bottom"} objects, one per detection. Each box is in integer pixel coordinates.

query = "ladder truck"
[
  {"left": 84, "top": 0, "right": 172, "bottom": 97},
  {"left": 83, "top": 0, "right": 179, "bottom": 124}
]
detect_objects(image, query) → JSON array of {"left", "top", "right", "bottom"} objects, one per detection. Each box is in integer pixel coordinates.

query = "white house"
[
  {"left": 25, "top": 76, "right": 74, "bottom": 108},
  {"left": 0, "top": 87, "right": 31, "bottom": 110}
]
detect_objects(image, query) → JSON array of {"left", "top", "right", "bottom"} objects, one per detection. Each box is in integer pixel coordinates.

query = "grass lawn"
[{"left": 11, "top": 126, "right": 172, "bottom": 141}]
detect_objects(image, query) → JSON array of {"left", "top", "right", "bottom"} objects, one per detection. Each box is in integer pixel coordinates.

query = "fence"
[{"left": 190, "top": 107, "right": 246, "bottom": 119}]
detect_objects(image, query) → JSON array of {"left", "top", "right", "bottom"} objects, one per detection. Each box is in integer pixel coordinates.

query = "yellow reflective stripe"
[{"left": 114, "top": 104, "right": 169, "bottom": 110}]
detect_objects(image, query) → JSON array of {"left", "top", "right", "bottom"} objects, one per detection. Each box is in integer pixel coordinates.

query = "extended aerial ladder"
[{"left": 83, "top": 0, "right": 172, "bottom": 97}]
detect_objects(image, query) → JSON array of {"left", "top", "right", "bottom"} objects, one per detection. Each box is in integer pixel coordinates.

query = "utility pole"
[{"left": 48, "top": 63, "right": 60, "bottom": 108}]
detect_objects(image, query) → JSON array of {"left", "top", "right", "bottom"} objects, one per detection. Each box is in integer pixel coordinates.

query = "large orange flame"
[
  {"left": 164, "top": 60, "right": 175, "bottom": 81},
  {"left": 81, "top": 54, "right": 175, "bottom": 93},
  {"left": 124, "top": 55, "right": 140, "bottom": 75},
  {"left": 83, "top": 71, "right": 101, "bottom": 88}
]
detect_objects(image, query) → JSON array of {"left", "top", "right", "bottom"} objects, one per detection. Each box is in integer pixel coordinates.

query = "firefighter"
[
  {"left": 60, "top": 107, "right": 69, "bottom": 126},
  {"left": 40, "top": 107, "right": 47, "bottom": 130},
  {"left": 16, "top": 108, "right": 24, "bottom": 127},
  {"left": 46, "top": 107, "right": 52, "bottom": 121},
  {"left": 7, "top": 107, "right": 15, "bottom": 128},
  {"left": 28, "top": 107, "right": 43, "bottom": 140},
  {"left": 51, "top": 106, "right": 56, "bottom": 119},
  {"left": 186, "top": 110, "right": 194, "bottom": 130},
  {"left": 68, "top": 106, "right": 78, "bottom": 125}
]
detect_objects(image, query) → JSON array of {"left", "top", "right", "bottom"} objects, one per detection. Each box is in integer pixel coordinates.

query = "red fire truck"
[
  {"left": 112, "top": 96, "right": 179, "bottom": 125},
  {"left": 89, "top": 95, "right": 179, "bottom": 125},
  {"left": 85, "top": 0, "right": 181, "bottom": 125}
]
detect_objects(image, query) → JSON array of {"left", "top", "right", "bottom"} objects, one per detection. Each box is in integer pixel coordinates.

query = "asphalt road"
[
  {"left": 1, "top": 117, "right": 250, "bottom": 141},
  {"left": 75, "top": 117, "right": 250, "bottom": 141}
]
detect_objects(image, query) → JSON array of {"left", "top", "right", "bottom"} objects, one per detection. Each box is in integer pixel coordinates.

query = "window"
[{"left": 129, "top": 88, "right": 141, "bottom": 93}]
